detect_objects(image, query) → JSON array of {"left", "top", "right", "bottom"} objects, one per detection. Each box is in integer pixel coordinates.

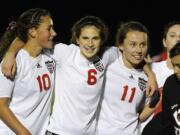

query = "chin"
[
  {"left": 47, "top": 45, "right": 53, "bottom": 49},
  {"left": 132, "top": 61, "right": 141, "bottom": 66},
  {"left": 84, "top": 52, "right": 97, "bottom": 59},
  {"left": 134, "top": 59, "right": 143, "bottom": 64},
  {"left": 85, "top": 55, "right": 94, "bottom": 59}
]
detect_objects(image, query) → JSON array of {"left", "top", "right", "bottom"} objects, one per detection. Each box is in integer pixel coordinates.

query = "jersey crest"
[
  {"left": 138, "top": 77, "right": 147, "bottom": 91},
  {"left": 92, "top": 56, "right": 104, "bottom": 72},
  {"left": 45, "top": 60, "right": 54, "bottom": 74}
]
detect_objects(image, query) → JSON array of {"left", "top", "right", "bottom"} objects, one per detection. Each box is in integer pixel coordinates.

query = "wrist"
[{"left": 147, "top": 72, "right": 155, "bottom": 78}]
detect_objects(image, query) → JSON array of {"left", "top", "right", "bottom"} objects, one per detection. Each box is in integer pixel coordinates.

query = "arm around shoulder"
[{"left": 1, "top": 37, "right": 24, "bottom": 78}]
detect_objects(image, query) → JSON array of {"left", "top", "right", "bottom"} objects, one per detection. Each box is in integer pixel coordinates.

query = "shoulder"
[
  {"left": 102, "top": 47, "right": 119, "bottom": 64},
  {"left": 164, "top": 74, "right": 177, "bottom": 84},
  {"left": 151, "top": 60, "right": 166, "bottom": 69},
  {"left": 163, "top": 74, "right": 177, "bottom": 93},
  {"left": 103, "top": 46, "right": 118, "bottom": 55},
  {"left": 54, "top": 43, "right": 77, "bottom": 50},
  {"left": 16, "top": 49, "right": 29, "bottom": 65},
  {"left": 53, "top": 43, "right": 78, "bottom": 56}
]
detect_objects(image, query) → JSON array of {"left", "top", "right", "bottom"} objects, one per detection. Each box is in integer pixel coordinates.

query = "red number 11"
[{"left": 121, "top": 85, "right": 136, "bottom": 103}]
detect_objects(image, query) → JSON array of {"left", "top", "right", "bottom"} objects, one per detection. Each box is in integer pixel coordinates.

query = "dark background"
[{"left": 0, "top": 0, "right": 179, "bottom": 56}]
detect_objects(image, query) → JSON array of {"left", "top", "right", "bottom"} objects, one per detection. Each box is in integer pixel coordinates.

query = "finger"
[
  {"left": 144, "top": 54, "right": 152, "bottom": 64},
  {"left": 149, "top": 89, "right": 154, "bottom": 96},
  {"left": 146, "top": 87, "right": 150, "bottom": 97},
  {"left": 2, "top": 68, "right": 11, "bottom": 77},
  {"left": 11, "top": 63, "right": 16, "bottom": 77}
]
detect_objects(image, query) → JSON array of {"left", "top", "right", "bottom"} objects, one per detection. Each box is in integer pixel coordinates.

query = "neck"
[
  {"left": 23, "top": 41, "right": 42, "bottom": 57},
  {"left": 122, "top": 54, "right": 134, "bottom": 69},
  {"left": 166, "top": 53, "right": 173, "bottom": 69}
]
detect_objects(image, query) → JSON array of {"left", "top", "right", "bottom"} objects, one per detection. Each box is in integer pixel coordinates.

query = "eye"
[
  {"left": 177, "top": 64, "right": 180, "bottom": 68},
  {"left": 93, "top": 36, "right": 100, "bottom": 40},
  {"left": 168, "top": 33, "right": 176, "bottom": 38},
  {"left": 47, "top": 26, "right": 52, "bottom": 31},
  {"left": 173, "top": 64, "right": 180, "bottom": 68},
  {"left": 130, "top": 42, "right": 136, "bottom": 47},
  {"left": 140, "top": 43, "right": 147, "bottom": 48}
]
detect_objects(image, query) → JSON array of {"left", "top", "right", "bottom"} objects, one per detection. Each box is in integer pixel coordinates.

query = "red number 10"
[{"left": 37, "top": 74, "right": 51, "bottom": 92}]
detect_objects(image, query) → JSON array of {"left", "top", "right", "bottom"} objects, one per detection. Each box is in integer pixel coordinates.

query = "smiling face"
[
  {"left": 76, "top": 25, "right": 101, "bottom": 59},
  {"left": 119, "top": 31, "right": 148, "bottom": 68}
]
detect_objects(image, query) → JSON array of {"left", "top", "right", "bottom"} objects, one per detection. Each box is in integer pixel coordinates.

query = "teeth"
[
  {"left": 134, "top": 56, "right": 142, "bottom": 59},
  {"left": 85, "top": 48, "right": 95, "bottom": 52}
]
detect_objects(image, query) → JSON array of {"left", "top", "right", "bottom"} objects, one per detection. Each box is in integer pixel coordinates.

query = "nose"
[
  {"left": 88, "top": 39, "right": 93, "bottom": 47},
  {"left": 136, "top": 46, "right": 142, "bottom": 53},
  {"left": 52, "top": 29, "right": 57, "bottom": 37}
]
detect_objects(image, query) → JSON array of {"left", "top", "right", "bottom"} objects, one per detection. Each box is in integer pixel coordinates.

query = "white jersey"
[
  {"left": 97, "top": 51, "right": 148, "bottom": 135},
  {"left": 0, "top": 49, "right": 55, "bottom": 135},
  {"left": 140, "top": 60, "right": 173, "bottom": 130},
  {"left": 47, "top": 43, "right": 118, "bottom": 135},
  {"left": 152, "top": 60, "right": 173, "bottom": 88}
]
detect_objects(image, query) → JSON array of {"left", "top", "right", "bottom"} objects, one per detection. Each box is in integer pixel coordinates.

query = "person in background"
[
  {"left": 161, "top": 42, "right": 180, "bottom": 135},
  {"left": 142, "top": 21, "right": 180, "bottom": 135}
]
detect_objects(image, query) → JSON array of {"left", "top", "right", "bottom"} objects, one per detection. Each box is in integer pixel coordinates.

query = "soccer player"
[
  {"left": 46, "top": 16, "right": 119, "bottom": 135},
  {"left": 1, "top": 16, "right": 157, "bottom": 135},
  {"left": 97, "top": 21, "right": 158, "bottom": 135},
  {"left": 0, "top": 8, "right": 57, "bottom": 135}
]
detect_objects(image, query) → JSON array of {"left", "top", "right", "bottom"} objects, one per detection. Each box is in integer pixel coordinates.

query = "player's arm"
[
  {"left": 139, "top": 90, "right": 160, "bottom": 122},
  {"left": 143, "top": 63, "right": 158, "bottom": 97},
  {"left": 0, "top": 98, "right": 31, "bottom": 135},
  {"left": 2, "top": 37, "right": 24, "bottom": 77},
  {"left": 139, "top": 104, "right": 155, "bottom": 122}
]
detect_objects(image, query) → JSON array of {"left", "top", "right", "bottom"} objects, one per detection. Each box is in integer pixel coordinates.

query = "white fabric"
[
  {"left": 0, "top": 49, "right": 55, "bottom": 135},
  {"left": 47, "top": 43, "right": 118, "bottom": 135},
  {"left": 152, "top": 61, "right": 173, "bottom": 87},
  {"left": 97, "top": 51, "right": 148, "bottom": 135}
]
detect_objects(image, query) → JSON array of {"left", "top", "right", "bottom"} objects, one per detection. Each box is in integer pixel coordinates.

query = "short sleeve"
[
  {"left": 103, "top": 47, "right": 119, "bottom": 65},
  {"left": 50, "top": 43, "right": 75, "bottom": 66},
  {"left": 0, "top": 50, "right": 24, "bottom": 97},
  {"left": 0, "top": 66, "right": 15, "bottom": 97}
]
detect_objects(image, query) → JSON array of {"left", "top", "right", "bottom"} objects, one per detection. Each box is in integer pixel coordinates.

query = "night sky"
[{"left": 0, "top": 0, "right": 179, "bottom": 56}]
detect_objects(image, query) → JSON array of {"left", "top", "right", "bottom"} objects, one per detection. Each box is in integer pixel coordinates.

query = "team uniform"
[
  {"left": 47, "top": 43, "right": 118, "bottom": 135},
  {"left": 97, "top": 51, "right": 148, "bottom": 135},
  {"left": 162, "top": 74, "right": 180, "bottom": 135},
  {"left": 141, "top": 60, "right": 173, "bottom": 134},
  {"left": 0, "top": 49, "right": 55, "bottom": 135}
]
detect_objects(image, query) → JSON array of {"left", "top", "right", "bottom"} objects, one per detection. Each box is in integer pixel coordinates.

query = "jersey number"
[
  {"left": 87, "top": 69, "right": 97, "bottom": 85},
  {"left": 37, "top": 74, "right": 51, "bottom": 92},
  {"left": 121, "top": 85, "right": 136, "bottom": 103}
]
